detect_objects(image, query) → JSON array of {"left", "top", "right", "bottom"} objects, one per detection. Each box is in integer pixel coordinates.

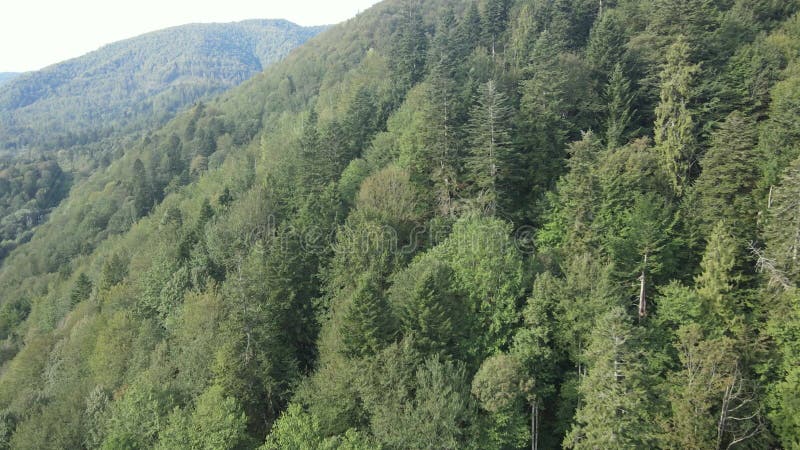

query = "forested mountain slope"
[
  {"left": 0, "top": 0, "right": 799, "bottom": 448},
  {"left": 0, "top": 75, "right": 17, "bottom": 87},
  {"left": 0, "top": 20, "right": 324, "bottom": 151}
]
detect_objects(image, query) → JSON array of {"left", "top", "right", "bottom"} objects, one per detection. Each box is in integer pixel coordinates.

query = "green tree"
[
  {"left": 586, "top": 10, "right": 629, "bottom": 83},
  {"left": 389, "top": 3, "right": 428, "bottom": 94},
  {"left": 517, "top": 31, "right": 571, "bottom": 217},
  {"left": 694, "top": 111, "right": 760, "bottom": 239},
  {"left": 471, "top": 353, "right": 531, "bottom": 449},
  {"left": 604, "top": 64, "right": 636, "bottom": 150},
  {"left": 654, "top": 37, "right": 699, "bottom": 196},
  {"left": 69, "top": 273, "right": 93, "bottom": 306},
  {"left": 100, "top": 253, "right": 128, "bottom": 291},
  {"left": 360, "top": 342, "right": 477, "bottom": 449},
  {"left": 132, "top": 158, "right": 153, "bottom": 217},
  {"left": 695, "top": 221, "right": 742, "bottom": 333},
  {"left": 340, "top": 272, "right": 397, "bottom": 358},
  {"left": 430, "top": 215, "right": 527, "bottom": 358},
  {"left": 389, "top": 257, "right": 469, "bottom": 359},
  {"left": 564, "top": 307, "right": 655, "bottom": 449},
  {"left": 465, "top": 80, "right": 514, "bottom": 214},
  {"left": 661, "top": 324, "right": 739, "bottom": 449},
  {"left": 482, "top": 0, "right": 510, "bottom": 57},
  {"left": 764, "top": 155, "right": 800, "bottom": 283}
]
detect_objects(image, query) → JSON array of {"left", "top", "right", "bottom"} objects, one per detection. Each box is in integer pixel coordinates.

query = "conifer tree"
[
  {"left": 662, "top": 323, "right": 739, "bottom": 449},
  {"left": 69, "top": 273, "right": 93, "bottom": 306},
  {"left": 389, "top": 2, "right": 428, "bottom": 94},
  {"left": 340, "top": 273, "right": 397, "bottom": 358},
  {"left": 132, "top": 158, "right": 153, "bottom": 217},
  {"left": 604, "top": 64, "right": 635, "bottom": 150},
  {"left": 765, "top": 155, "right": 800, "bottom": 283},
  {"left": 482, "top": 0, "right": 510, "bottom": 57},
  {"left": 586, "top": 10, "right": 628, "bottom": 83},
  {"left": 465, "top": 80, "right": 513, "bottom": 214},
  {"left": 517, "top": 30, "right": 571, "bottom": 219},
  {"left": 389, "top": 257, "right": 469, "bottom": 360},
  {"left": 654, "top": 37, "right": 698, "bottom": 197},
  {"left": 457, "top": 1, "right": 482, "bottom": 55},
  {"left": 695, "top": 221, "right": 741, "bottom": 332},
  {"left": 564, "top": 307, "right": 655, "bottom": 449},
  {"left": 694, "top": 111, "right": 760, "bottom": 239}
]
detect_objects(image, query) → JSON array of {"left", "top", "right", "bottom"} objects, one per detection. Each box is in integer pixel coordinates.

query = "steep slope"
[
  {"left": 0, "top": 0, "right": 799, "bottom": 449},
  {"left": 0, "top": 20, "right": 324, "bottom": 150}
]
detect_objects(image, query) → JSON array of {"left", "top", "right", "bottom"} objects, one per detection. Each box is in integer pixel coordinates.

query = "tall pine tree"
[
  {"left": 654, "top": 37, "right": 698, "bottom": 197},
  {"left": 465, "top": 80, "right": 513, "bottom": 214}
]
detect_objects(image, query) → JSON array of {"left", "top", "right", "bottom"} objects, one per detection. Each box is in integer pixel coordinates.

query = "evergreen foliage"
[{"left": 0, "top": 0, "right": 798, "bottom": 448}]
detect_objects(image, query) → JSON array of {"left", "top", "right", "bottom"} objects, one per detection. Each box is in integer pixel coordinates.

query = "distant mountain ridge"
[
  {"left": 0, "top": 19, "right": 325, "bottom": 150},
  {"left": 0, "top": 73, "right": 18, "bottom": 87}
]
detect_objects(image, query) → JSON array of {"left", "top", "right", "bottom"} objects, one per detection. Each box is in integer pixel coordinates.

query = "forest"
[
  {"left": 0, "top": 20, "right": 323, "bottom": 151},
  {"left": 0, "top": 0, "right": 798, "bottom": 448}
]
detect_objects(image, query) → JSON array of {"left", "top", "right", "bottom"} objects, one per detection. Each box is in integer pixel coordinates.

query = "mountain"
[
  {"left": 0, "top": 20, "right": 324, "bottom": 150},
  {"left": 0, "top": 0, "right": 799, "bottom": 449},
  {"left": 0, "top": 73, "right": 18, "bottom": 87}
]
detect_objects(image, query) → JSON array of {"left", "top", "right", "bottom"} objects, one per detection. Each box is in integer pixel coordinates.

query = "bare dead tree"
[
  {"left": 749, "top": 242, "right": 792, "bottom": 291},
  {"left": 716, "top": 367, "right": 765, "bottom": 450}
]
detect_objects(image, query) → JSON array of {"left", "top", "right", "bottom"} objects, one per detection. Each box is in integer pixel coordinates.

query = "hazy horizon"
[{"left": 0, "top": 0, "right": 381, "bottom": 73}]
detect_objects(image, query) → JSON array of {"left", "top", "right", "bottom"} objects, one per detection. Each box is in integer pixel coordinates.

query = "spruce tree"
[
  {"left": 586, "top": 10, "right": 628, "bottom": 83},
  {"left": 465, "top": 80, "right": 513, "bottom": 214},
  {"left": 694, "top": 111, "right": 760, "bottom": 240},
  {"left": 604, "top": 64, "right": 635, "bottom": 150},
  {"left": 69, "top": 273, "right": 93, "bottom": 305},
  {"left": 340, "top": 273, "right": 397, "bottom": 358},
  {"left": 564, "top": 307, "right": 655, "bottom": 449},
  {"left": 518, "top": 30, "right": 570, "bottom": 215},
  {"left": 695, "top": 221, "right": 741, "bottom": 333},
  {"left": 662, "top": 323, "right": 739, "bottom": 449},
  {"left": 389, "top": 258, "right": 468, "bottom": 360},
  {"left": 132, "top": 158, "right": 153, "bottom": 217},
  {"left": 765, "top": 155, "right": 800, "bottom": 283},
  {"left": 482, "top": 0, "right": 510, "bottom": 57},
  {"left": 654, "top": 37, "right": 698, "bottom": 197},
  {"left": 389, "top": 2, "right": 428, "bottom": 94}
]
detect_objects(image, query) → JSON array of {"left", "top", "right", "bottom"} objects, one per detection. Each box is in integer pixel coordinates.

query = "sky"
[{"left": 0, "top": 0, "right": 382, "bottom": 72}]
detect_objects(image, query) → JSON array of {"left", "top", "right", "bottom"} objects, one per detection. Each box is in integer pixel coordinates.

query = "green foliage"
[
  {"left": 565, "top": 307, "right": 656, "bottom": 449},
  {"left": 69, "top": 273, "right": 93, "bottom": 306},
  {"left": 339, "top": 272, "right": 397, "bottom": 358},
  {"left": 654, "top": 37, "right": 699, "bottom": 196},
  {"left": 694, "top": 111, "right": 760, "bottom": 239},
  {"left": 429, "top": 215, "right": 527, "bottom": 358},
  {"left": 464, "top": 80, "right": 514, "bottom": 213},
  {"left": 0, "top": 20, "right": 323, "bottom": 150},
  {"left": 389, "top": 256, "right": 469, "bottom": 359},
  {"left": 0, "top": 157, "right": 70, "bottom": 260},
  {"left": 156, "top": 384, "right": 249, "bottom": 450},
  {"left": 604, "top": 63, "right": 636, "bottom": 150},
  {"left": 471, "top": 353, "right": 531, "bottom": 448},
  {"left": 0, "top": 0, "right": 798, "bottom": 448},
  {"left": 660, "top": 323, "right": 738, "bottom": 449},
  {"left": 360, "top": 341, "right": 477, "bottom": 449}
]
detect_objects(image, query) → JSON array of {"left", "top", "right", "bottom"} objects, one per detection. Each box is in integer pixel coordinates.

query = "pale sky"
[{"left": 0, "top": 0, "right": 382, "bottom": 72}]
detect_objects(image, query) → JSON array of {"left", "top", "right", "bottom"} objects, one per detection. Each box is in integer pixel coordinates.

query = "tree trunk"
[
  {"left": 638, "top": 253, "right": 648, "bottom": 319},
  {"left": 531, "top": 401, "right": 539, "bottom": 450}
]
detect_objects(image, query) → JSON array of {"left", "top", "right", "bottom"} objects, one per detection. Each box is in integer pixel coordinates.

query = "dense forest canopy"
[
  {"left": 0, "top": 0, "right": 799, "bottom": 448},
  {"left": 0, "top": 20, "right": 324, "bottom": 151},
  {"left": 0, "top": 20, "right": 323, "bottom": 267}
]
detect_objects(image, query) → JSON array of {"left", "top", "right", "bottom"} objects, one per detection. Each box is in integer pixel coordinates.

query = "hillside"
[
  {"left": 0, "top": 0, "right": 799, "bottom": 449},
  {"left": 0, "top": 20, "right": 324, "bottom": 151},
  {"left": 0, "top": 74, "right": 17, "bottom": 87}
]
